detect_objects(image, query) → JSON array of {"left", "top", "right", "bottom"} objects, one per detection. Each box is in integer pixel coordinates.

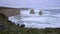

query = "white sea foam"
[{"left": 8, "top": 9, "right": 60, "bottom": 29}]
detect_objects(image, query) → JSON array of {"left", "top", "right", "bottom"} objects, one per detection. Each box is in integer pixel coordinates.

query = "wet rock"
[
  {"left": 39, "top": 10, "right": 42, "bottom": 15},
  {"left": 8, "top": 21, "right": 16, "bottom": 26},
  {"left": 20, "top": 24, "right": 25, "bottom": 28},
  {"left": 17, "top": 24, "right": 19, "bottom": 27},
  {"left": 30, "top": 9, "right": 35, "bottom": 14}
]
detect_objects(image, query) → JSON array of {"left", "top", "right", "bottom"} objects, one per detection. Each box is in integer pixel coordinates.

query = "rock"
[
  {"left": 30, "top": 9, "right": 35, "bottom": 14},
  {"left": 20, "top": 24, "right": 25, "bottom": 28},
  {"left": 17, "top": 24, "right": 19, "bottom": 27},
  {"left": 8, "top": 21, "right": 15, "bottom": 25},
  {"left": 39, "top": 10, "right": 42, "bottom": 15}
]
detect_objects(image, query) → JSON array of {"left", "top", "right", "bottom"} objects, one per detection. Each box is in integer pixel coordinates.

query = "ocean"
[{"left": 8, "top": 9, "right": 60, "bottom": 29}]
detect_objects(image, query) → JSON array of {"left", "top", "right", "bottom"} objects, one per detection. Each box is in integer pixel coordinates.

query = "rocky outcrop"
[
  {"left": 30, "top": 9, "right": 35, "bottom": 14},
  {"left": 39, "top": 10, "right": 42, "bottom": 15},
  {"left": 0, "top": 7, "right": 20, "bottom": 17}
]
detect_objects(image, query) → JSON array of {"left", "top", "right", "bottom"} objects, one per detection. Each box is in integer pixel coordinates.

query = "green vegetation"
[{"left": 0, "top": 13, "right": 60, "bottom": 34}]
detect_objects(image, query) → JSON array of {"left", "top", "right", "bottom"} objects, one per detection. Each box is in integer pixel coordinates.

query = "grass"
[{"left": 0, "top": 13, "right": 60, "bottom": 34}]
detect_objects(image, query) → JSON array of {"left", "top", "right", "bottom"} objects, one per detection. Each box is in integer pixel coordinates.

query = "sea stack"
[
  {"left": 39, "top": 10, "right": 42, "bottom": 16},
  {"left": 30, "top": 9, "right": 35, "bottom": 14}
]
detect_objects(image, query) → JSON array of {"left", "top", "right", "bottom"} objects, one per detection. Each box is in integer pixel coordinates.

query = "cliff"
[{"left": 0, "top": 7, "right": 20, "bottom": 17}]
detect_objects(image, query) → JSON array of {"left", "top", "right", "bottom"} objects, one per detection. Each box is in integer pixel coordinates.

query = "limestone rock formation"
[
  {"left": 30, "top": 9, "right": 35, "bottom": 14},
  {"left": 39, "top": 10, "right": 42, "bottom": 15}
]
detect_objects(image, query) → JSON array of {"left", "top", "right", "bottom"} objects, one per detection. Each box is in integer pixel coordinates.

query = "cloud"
[{"left": 0, "top": 0, "right": 60, "bottom": 9}]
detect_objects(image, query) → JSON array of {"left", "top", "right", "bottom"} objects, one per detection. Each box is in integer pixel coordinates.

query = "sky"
[{"left": 0, "top": 0, "right": 60, "bottom": 9}]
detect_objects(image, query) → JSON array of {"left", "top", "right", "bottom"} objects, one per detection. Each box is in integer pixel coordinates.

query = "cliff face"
[{"left": 0, "top": 7, "right": 20, "bottom": 17}]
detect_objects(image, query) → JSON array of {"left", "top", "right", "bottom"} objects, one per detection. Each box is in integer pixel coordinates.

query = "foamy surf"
[{"left": 8, "top": 9, "right": 60, "bottom": 29}]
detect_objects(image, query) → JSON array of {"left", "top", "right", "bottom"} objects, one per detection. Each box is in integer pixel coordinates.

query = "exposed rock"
[
  {"left": 20, "top": 24, "right": 25, "bottom": 28},
  {"left": 17, "top": 24, "right": 19, "bottom": 27},
  {"left": 0, "top": 7, "right": 20, "bottom": 17},
  {"left": 39, "top": 10, "right": 42, "bottom": 15},
  {"left": 30, "top": 9, "right": 35, "bottom": 14},
  {"left": 8, "top": 21, "right": 15, "bottom": 26}
]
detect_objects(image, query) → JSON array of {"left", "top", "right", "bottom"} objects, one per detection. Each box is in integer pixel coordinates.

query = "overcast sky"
[{"left": 0, "top": 0, "right": 60, "bottom": 9}]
